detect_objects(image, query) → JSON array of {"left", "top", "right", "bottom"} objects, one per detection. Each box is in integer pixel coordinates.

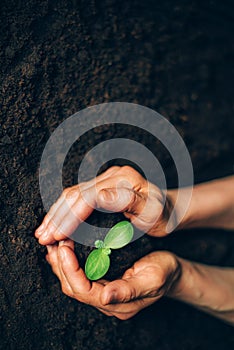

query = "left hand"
[
  {"left": 35, "top": 166, "right": 171, "bottom": 245},
  {"left": 46, "top": 240, "right": 181, "bottom": 320}
]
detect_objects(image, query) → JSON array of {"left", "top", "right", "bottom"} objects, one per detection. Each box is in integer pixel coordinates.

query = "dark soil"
[{"left": 0, "top": 0, "right": 234, "bottom": 349}]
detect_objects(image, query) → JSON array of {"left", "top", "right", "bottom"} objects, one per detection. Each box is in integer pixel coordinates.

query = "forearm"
[
  {"left": 168, "top": 257, "right": 234, "bottom": 326},
  {"left": 168, "top": 176, "right": 234, "bottom": 230}
]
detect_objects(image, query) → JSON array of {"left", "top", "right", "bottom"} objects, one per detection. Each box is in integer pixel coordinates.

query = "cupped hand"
[
  {"left": 35, "top": 166, "right": 173, "bottom": 245},
  {"left": 46, "top": 240, "right": 181, "bottom": 320}
]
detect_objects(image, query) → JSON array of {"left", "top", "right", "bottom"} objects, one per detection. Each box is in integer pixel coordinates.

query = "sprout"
[
  {"left": 85, "top": 221, "right": 134, "bottom": 281},
  {"left": 104, "top": 221, "right": 134, "bottom": 249},
  {"left": 84, "top": 249, "right": 110, "bottom": 281}
]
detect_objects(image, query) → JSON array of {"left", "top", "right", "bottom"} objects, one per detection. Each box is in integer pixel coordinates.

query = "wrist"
[
  {"left": 166, "top": 189, "right": 193, "bottom": 231},
  {"left": 166, "top": 258, "right": 196, "bottom": 300},
  {"left": 167, "top": 257, "right": 234, "bottom": 315},
  {"left": 163, "top": 254, "right": 182, "bottom": 296},
  {"left": 168, "top": 176, "right": 234, "bottom": 231}
]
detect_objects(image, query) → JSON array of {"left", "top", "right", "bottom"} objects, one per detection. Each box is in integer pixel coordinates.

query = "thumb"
[
  {"left": 97, "top": 187, "right": 145, "bottom": 214},
  {"left": 101, "top": 275, "right": 150, "bottom": 305}
]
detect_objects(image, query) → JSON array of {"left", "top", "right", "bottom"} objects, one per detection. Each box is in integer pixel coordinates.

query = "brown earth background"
[{"left": 0, "top": 0, "right": 234, "bottom": 349}]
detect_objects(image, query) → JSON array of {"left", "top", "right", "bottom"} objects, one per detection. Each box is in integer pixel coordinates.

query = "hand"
[
  {"left": 35, "top": 166, "right": 173, "bottom": 245},
  {"left": 46, "top": 240, "right": 181, "bottom": 320}
]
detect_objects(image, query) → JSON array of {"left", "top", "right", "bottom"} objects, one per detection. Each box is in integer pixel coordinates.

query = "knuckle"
[
  {"left": 120, "top": 166, "right": 144, "bottom": 183},
  {"left": 68, "top": 188, "right": 79, "bottom": 200},
  {"left": 121, "top": 165, "right": 136, "bottom": 175},
  {"left": 62, "top": 188, "right": 70, "bottom": 197},
  {"left": 53, "top": 230, "right": 66, "bottom": 241},
  {"left": 108, "top": 165, "right": 120, "bottom": 172},
  {"left": 63, "top": 187, "right": 80, "bottom": 201},
  {"left": 123, "top": 268, "right": 134, "bottom": 279}
]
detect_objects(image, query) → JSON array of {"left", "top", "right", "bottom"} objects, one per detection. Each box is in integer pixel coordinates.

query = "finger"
[
  {"left": 46, "top": 242, "right": 75, "bottom": 297},
  {"left": 40, "top": 176, "right": 129, "bottom": 245},
  {"left": 80, "top": 166, "right": 121, "bottom": 188},
  {"left": 58, "top": 245, "right": 92, "bottom": 294},
  {"left": 36, "top": 180, "right": 96, "bottom": 242},
  {"left": 123, "top": 193, "right": 164, "bottom": 233},
  {"left": 124, "top": 212, "right": 159, "bottom": 233},
  {"left": 38, "top": 175, "right": 122, "bottom": 245},
  {"left": 101, "top": 272, "right": 159, "bottom": 305},
  {"left": 46, "top": 244, "right": 61, "bottom": 279},
  {"left": 59, "top": 246, "right": 110, "bottom": 308},
  {"left": 37, "top": 167, "right": 138, "bottom": 245},
  {"left": 101, "top": 252, "right": 176, "bottom": 307},
  {"left": 98, "top": 296, "right": 153, "bottom": 320},
  {"left": 97, "top": 187, "right": 146, "bottom": 214},
  {"left": 35, "top": 167, "right": 119, "bottom": 237},
  {"left": 57, "top": 247, "right": 154, "bottom": 317},
  {"left": 36, "top": 167, "right": 125, "bottom": 244},
  {"left": 94, "top": 166, "right": 121, "bottom": 181},
  {"left": 58, "top": 239, "right": 74, "bottom": 249},
  {"left": 35, "top": 197, "right": 65, "bottom": 238},
  {"left": 101, "top": 278, "right": 139, "bottom": 304},
  {"left": 38, "top": 188, "right": 96, "bottom": 245},
  {"left": 57, "top": 241, "right": 75, "bottom": 296},
  {"left": 37, "top": 190, "right": 79, "bottom": 244}
]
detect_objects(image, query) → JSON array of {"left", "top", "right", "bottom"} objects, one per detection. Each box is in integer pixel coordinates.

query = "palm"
[{"left": 46, "top": 240, "right": 179, "bottom": 320}]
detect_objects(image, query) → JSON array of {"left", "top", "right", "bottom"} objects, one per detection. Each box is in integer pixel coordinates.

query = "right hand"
[
  {"left": 35, "top": 165, "right": 173, "bottom": 245},
  {"left": 46, "top": 240, "right": 181, "bottom": 320}
]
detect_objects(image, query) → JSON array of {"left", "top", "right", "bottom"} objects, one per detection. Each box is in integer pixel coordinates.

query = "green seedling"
[{"left": 85, "top": 221, "right": 134, "bottom": 281}]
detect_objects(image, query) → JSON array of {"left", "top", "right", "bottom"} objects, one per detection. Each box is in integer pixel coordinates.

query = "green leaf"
[
  {"left": 104, "top": 221, "right": 134, "bottom": 249},
  {"left": 85, "top": 249, "right": 110, "bottom": 281}
]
